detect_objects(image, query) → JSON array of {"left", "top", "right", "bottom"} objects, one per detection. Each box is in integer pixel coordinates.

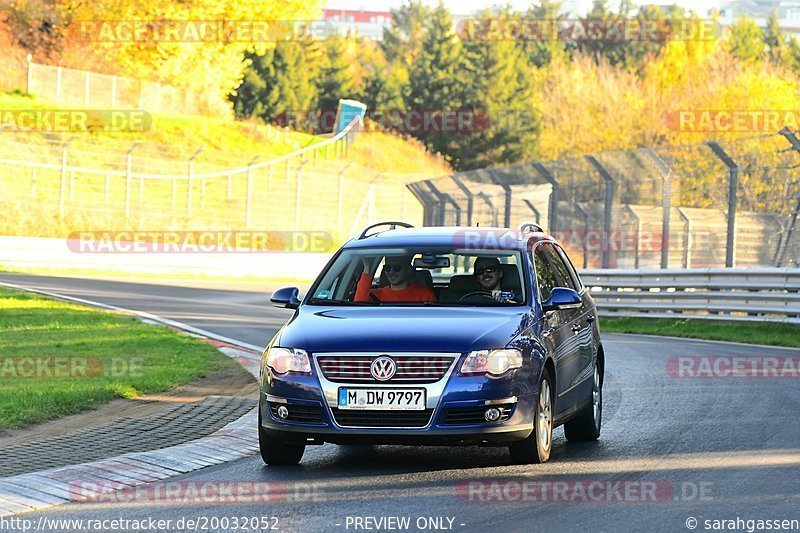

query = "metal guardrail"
[{"left": 582, "top": 268, "right": 800, "bottom": 324}]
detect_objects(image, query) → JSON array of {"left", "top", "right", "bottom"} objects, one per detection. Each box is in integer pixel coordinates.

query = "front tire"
[
  {"left": 258, "top": 410, "right": 305, "bottom": 465},
  {"left": 509, "top": 369, "right": 554, "bottom": 464},
  {"left": 564, "top": 361, "right": 602, "bottom": 441}
]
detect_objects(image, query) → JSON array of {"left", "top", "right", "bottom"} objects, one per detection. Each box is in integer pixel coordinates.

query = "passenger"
[{"left": 355, "top": 255, "right": 436, "bottom": 303}]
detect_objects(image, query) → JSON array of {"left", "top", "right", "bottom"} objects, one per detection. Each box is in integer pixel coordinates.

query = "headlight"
[
  {"left": 265, "top": 347, "right": 311, "bottom": 375},
  {"left": 460, "top": 349, "right": 523, "bottom": 376}
]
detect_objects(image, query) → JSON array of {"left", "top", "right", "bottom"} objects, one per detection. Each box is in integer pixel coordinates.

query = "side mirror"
[
  {"left": 270, "top": 287, "right": 301, "bottom": 309},
  {"left": 542, "top": 287, "right": 581, "bottom": 312}
]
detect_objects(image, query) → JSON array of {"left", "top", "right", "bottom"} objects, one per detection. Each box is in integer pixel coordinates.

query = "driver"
[
  {"left": 473, "top": 257, "right": 517, "bottom": 302},
  {"left": 355, "top": 255, "right": 436, "bottom": 303}
]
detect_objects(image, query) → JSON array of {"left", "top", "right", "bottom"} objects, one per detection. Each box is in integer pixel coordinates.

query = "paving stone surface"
[{"left": 0, "top": 396, "right": 255, "bottom": 478}]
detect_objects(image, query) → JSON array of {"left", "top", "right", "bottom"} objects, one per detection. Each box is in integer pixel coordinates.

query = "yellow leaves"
[{"left": 56, "top": 0, "right": 325, "bottom": 115}]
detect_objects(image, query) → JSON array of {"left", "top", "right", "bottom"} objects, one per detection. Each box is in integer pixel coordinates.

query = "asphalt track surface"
[{"left": 1, "top": 273, "right": 798, "bottom": 533}]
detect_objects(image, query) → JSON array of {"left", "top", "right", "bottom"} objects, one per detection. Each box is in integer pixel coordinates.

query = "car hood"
[{"left": 276, "top": 305, "right": 532, "bottom": 353}]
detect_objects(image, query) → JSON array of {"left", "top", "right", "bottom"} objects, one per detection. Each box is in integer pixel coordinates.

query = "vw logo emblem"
[{"left": 370, "top": 356, "right": 396, "bottom": 381}]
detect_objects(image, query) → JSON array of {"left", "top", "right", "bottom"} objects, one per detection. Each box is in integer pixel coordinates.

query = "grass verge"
[
  {"left": 601, "top": 316, "right": 800, "bottom": 348},
  {"left": 0, "top": 286, "right": 241, "bottom": 428}
]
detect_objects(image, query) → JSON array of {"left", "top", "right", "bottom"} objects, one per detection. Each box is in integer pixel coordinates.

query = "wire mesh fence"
[
  {"left": 0, "top": 117, "right": 425, "bottom": 247},
  {"left": 411, "top": 130, "right": 800, "bottom": 268},
  {"left": 0, "top": 58, "right": 214, "bottom": 116}
]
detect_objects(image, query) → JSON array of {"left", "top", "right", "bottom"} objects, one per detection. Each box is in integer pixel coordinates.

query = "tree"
[
  {"left": 521, "top": 0, "right": 568, "bottom": 68},
  {"left": 0, "top": 0, "right": 71, "bottom": 60},
  {"left": 382, "top": 1, "right": 432, "bottom": 65},
  {"left": 231, "top": 38, "right": 321, "bottom": 128},
  {"left": 763, "top": 9, "right": 786, "bottom": 64},
  {"left": 460, "top": 8, "right": 539, "bottom": 168},
  {"left": 728, "top": 17, "right": 766, "bottom": 63},
  {"left": 316, "top": 36, "right": 358, "bottom": 115},
  {"left": 406, "top": 3, "right": 465, "bottom": 165}
]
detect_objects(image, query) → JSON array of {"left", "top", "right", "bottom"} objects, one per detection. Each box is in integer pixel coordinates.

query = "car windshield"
[{"left": 307, "top": 247, "right": 526, "bottom": 306}]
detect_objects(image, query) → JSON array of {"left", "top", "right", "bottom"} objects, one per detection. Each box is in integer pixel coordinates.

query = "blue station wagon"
[{"left": 259, "top": 222, "right": 604, "bottom": 465}]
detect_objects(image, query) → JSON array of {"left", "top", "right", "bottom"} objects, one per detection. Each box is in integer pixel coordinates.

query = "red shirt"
[{"left": 354, "top": 273, "right": 436, "bottom": 303}]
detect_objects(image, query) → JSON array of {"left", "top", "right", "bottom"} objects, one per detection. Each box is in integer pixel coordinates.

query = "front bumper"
[{"left": 259, "top": 357, "right": 536, "bottom": 446}]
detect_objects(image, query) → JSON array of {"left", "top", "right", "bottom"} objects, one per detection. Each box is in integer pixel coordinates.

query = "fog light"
[
  {"left": 484, "top": 407, "right": 501, "bottom": 422},
  {"left": 277, "top": 405, "right": 289, "bottom": 419}
]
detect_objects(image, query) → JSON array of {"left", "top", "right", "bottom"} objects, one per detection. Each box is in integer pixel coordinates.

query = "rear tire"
[
  {"left": 564, "top": 361, "right": 602, "bottom": 441},
  {"left": 509, "top": 369, "right": 554, "bottom": 464},
  {"left": 258, "top": 410, "right": 305, "bottom": 465}
]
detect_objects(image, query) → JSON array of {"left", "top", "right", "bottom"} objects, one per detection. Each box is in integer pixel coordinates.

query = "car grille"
[
  {"left": 316, "top": 355, "right": 454, "bottom": 384},
  {"left": 268, "top": 402, "right": 324, "bottom": 424},
  {"left": 443, "top": 405, "right": 514, "bottom": 425},
  {"left": 331, "top": 408, "right": 434, "bottom": 428}
]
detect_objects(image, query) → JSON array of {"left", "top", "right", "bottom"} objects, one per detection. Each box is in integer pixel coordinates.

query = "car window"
[
  {"left": 533, "top": 246, "right": 557, "bottom": 302},
  {"left": 541, "top": 242, "right": 579, "bottom": 292},
  {"left": 307, "top": 247, "right": 526, "bottom": 306},
  {"left": 554, "top": 244, "right": 584, "bottom": 292}
]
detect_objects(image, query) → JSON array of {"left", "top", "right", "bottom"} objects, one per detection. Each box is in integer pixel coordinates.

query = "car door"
[
  {"left": 546, "top": 243, "right": 594, "bottom": 404},
  {"left": 532, "top": 243, "right": 579, "bottom": 408}
]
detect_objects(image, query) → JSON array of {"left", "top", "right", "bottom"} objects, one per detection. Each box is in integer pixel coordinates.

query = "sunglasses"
[
  {"left": 475, "top": 267, "right": 498, "bottom": 275},
  {"left": 384, "top": 264, "right": 407, "bottom": 273}
]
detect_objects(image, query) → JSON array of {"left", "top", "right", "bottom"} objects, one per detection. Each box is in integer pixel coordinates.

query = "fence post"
[
  {"left": 776, "top": 127, "right": 800, "bottom": 266},
  {"left": 532, "top": 162, "right": 559, "bottom": 233},
  {"left": 26, "top": 55, "right": 32, "bottom": 95},
  {"left": 294, "top": 160, "right": 308, "bottom": 230},
  {"left": 124, "top": 141, "right": 140, "bottom": 221},
  {"left": 246, "top": 156, "right": 259, "bottom": 229},
  {"left": 707, "top": 142, "right": 739, "bottom": 268},
  {"left": 426, "top": 181, "right": 461, "bottom": 226},
  {"left": 187, "top": 148, "right": 202, "bottom": 219},
  {"left": 407, "top": 182, "right": 439, "bottom": 226},
  {"left": 450, "top": 175, "right": 474, "bottom": 226},
  {"left": 677, "top": 207, "right": 692, "bottom": 268},
  {"left": 642, "top": 149, "right": 673, "bottom": 268},
  {"left": 58, "top": 136, "right": 76, "bottom": 217},
  {"left": 337, "top": 163, "right": 353, "bottom": 233},
  {"left": 31, "top": 167, "right": 37, "bottom": 196},
  {"left": 487, "top": 169, "right": 512, "bottom": 227},
  {"left": 68, "top": 171, "right": 74, "bottom": 200},
  {"left": 574, "top": 202, "right": 591, "bottom": 269},
  {"left": 84, "top": 71, "right": 90, "bottom": 107},
  {"left": 585, "top": 156, "right": 616, "bottom": 269},
  {"left": 623, "top": 204, "right": 641, "bottom": 269},
  {"left": 56, "top": 66, "right": 62, "bottom": 102},
  {"left": 523, "top": 199, "right": 541, "bottom": 224},
  {"left": 477, "top": 192, "right": 498, "bottom": 227}
]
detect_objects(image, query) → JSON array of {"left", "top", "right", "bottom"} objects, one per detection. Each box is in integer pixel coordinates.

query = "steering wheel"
[{"left": 458, "top": 291, "right": 495, "bottom": 302}]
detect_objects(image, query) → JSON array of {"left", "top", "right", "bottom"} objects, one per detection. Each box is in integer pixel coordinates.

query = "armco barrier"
[{"left": 582, "top": 268, "right": 800, "bottom": 323}]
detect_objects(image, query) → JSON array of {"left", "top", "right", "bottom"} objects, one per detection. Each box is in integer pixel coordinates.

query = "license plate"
[{"left": 338, "top": 388, "right": 426, "bottom": 410}]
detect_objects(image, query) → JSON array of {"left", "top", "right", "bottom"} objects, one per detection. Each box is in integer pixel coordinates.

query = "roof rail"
[
  {"left": 518, "top": 221, "right": 544, "bottom": 235},
  {"left": 357, "top": 221, "right": 414, "bottom": 240}
]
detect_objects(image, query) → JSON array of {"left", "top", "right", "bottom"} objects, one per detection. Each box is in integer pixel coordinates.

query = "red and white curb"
[{"left": 0, "top": 282, "right": 268, "bottom": 517}]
